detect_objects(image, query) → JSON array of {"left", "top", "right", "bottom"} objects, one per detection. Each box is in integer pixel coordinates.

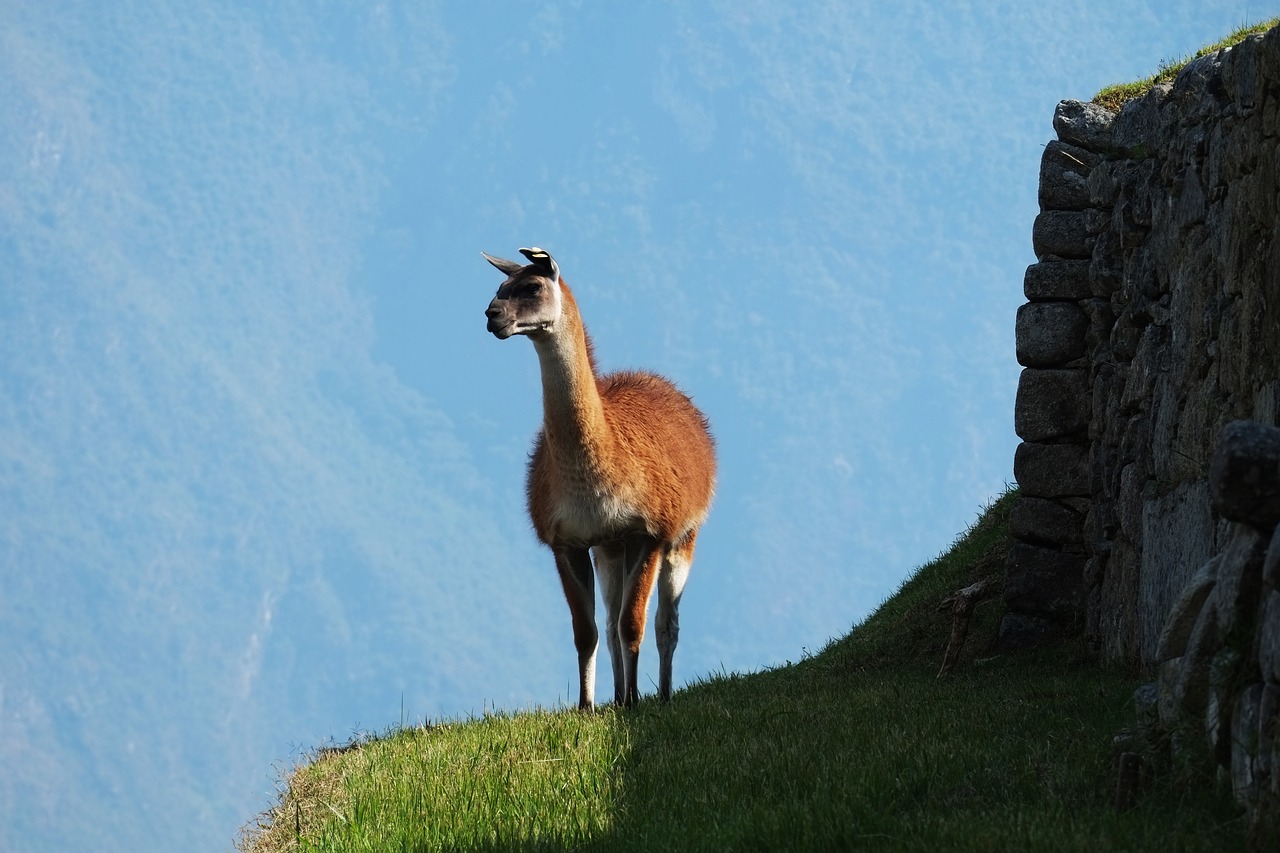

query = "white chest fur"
[{"left": 549, "top": 459, "right": 642, "bottom": 545}]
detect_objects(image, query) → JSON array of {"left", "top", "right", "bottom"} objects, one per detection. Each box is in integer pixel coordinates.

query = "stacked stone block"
[{"left": 1002, "top": 124, "right": 1100, "bottom": 645}]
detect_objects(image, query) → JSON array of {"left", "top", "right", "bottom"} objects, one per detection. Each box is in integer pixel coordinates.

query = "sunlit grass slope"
[{"left": 239, "top": 488, "right": 1244, "bottom": 851}]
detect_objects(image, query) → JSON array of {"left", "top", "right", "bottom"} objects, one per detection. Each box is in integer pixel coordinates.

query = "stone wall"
[
  {"left": 1008, "top": 26, "right": 1280, "bottom": 660},
  {"left": 1007, "top": 25, "right": 1280, "bottom": 822}
]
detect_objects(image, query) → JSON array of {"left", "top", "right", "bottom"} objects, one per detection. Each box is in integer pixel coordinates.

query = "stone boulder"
[
  {"left": 1210, "top": 420, "right": 1280, "bottom": 530},
  {"left": 1016, "top": 301, "right": 1088, "bottom": 367}
]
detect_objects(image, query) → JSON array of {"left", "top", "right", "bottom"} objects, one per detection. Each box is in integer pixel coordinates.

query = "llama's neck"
[{"left": 530, "top": 286, "right": 610, "bottom": 463}]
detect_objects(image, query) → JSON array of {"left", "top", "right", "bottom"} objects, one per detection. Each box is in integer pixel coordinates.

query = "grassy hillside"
[{"left": 238, "top": 488, "right": 1245, "bottom": 851}]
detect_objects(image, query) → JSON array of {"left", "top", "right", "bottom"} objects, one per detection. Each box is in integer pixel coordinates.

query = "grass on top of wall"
[{"left": 1094, "top": 19, "right": 1279, "bottom": 112}]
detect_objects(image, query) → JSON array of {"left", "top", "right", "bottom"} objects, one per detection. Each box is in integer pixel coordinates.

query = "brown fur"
[{"left": 620, "top": 545, "right": 664, "bottom": 655}]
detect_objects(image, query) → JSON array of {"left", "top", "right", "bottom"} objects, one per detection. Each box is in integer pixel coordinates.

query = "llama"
[{"left": 483, "top": 247, "right": 716, "bottom": 710}]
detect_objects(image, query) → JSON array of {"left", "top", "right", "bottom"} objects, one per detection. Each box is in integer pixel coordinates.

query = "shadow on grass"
[{"left": 527, "top": 650, "right": 1243, "bottom": 853}]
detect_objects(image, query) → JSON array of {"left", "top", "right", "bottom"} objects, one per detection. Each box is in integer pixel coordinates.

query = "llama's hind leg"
[
  {"left": 554, "top": 546, "right": 598, "bottom": 711},
  {"left": 656, "top": 530, "right": 697, "bottom": 703},
  {"left": 592, "top": 543, "right": 626, "bottom": 706}
]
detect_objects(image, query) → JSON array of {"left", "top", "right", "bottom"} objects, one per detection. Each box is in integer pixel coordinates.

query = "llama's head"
[{"left": 483, "top": 247, "right": 564, "bottom": 340}]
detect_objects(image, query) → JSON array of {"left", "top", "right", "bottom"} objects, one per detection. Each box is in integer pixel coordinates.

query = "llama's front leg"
[
  {"left": 554, "top": 546, "right": 598, "bottom": 711},
  {"left": 655, "top": 531, "right": 696, "bottom": 703},
  {"left": 592, "top": 543, "right": 627, "bottom": 705},
  {"left": 619, "top": 534, "right": 663, "bottom": 708}
]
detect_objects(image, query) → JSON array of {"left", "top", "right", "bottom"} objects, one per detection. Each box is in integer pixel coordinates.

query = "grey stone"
[
  {"left": 1172, "top": 51, "right": 1225, "bottom": 114},
  {"left": 1154, "top": 554, "right": 1219, "bottom": 662},
  {"left": 1083, "top": 578, "right": 1104, "bottom": 644},
  {"left": 1174, "top": 162, "right": 1208, "bottom": 228},
  {"left": 1010, "top": 495, "right": 1084, "bottom": 545},
  {"left": 1085, "top": 159, "right": 1119, "bottom": 207},
  {"left": 1210, "top": 525, "right": 1267, "bottom": 639},
  {"left": 1024, "top": 260, "right": 1092, "bottom": 301},
  {"left": 1033, "top": 210, "right": 1092, "bottom": 260},
  {"left": 1255, "top": 381, "right": 1280, "bottom": 431},
  {"left": 995, "top": 612, "right": 1059, "bottom": 650},
  {"left": 1119, "top": 324, "right": 1166, "bottom": 414},
  {"left": 1088, "top": 233, "right": 1123, "bottom": 295},
  {"left": 1004, "top": 542, "right": 1085, "bottom": 617},
  {"left": 1126, "top": 161, "right": 1160, "bottom": 229},
  {"left": 1171, "top": 600, "right": 1220, "bottom": 722},
  {"left": 1016, "top": 301, "right": 1088, "bottom": 367},
  {"left": 1158, "top": 656, "right": 1182, "bottom": 725},
  {"left": 1083, "top": 298, "right": 1115, "bottom": 354},
  {"left": 1261, "top": 24, "right": 1280, "bottom": 94},
  {"left": 1140, "top": 480, "right": 1216, "bottom": 664},
  {"left": 1117, "top": 462, "right": 1149, "bottom": 545},
  {"left": 1015, "top": 368, "right": 1090, "bottom": 441},
  {"left": 1090, "top": 160, "right": 1143, "bottom": 208},
  {"left": 1207, "top": 648, "right": 1243, "bottom": 766},
  {"left": 1267, "top": 524, "right": 1280, "bottom": 590},
  {"left": 1112, "top": 82, "right": 1172, "bottom": 155},
  {"left": 1260, "top": 683, "right": 1280, "bottom": 784},
  {"left": 1039, "top": 140, "right": 1099, "bottom": 210},
  {"left": 1220, "top": 34, "right": 1261, "bottom": 111},
  {"left": 1110, "top": 313, "right": 1143, "bottom": 363},
  {"left": 1210, "top": 420, "right": 1280, "bottom": 530},
  {"left": 1053, "top": 99, "right": 1116, "bottom": 152},
  {"left": 1084, "top": 207, "right": 1110, "bottom": 236},
  {"left": 1014, "top": 442, "right": 1089, "bottom": 497},
  {"left": 1084, "top": 550, "right": 1107, "bottom": 587},
  {"left": 1231, "top": 682, "right": 1264, "bottom": 804},
  {"left": 1098, "top": 536, "right": 1142, "bottom": 662},
  {"left": 1148, "top": 385, "right": 1197, "bottom": 485},
  {"left": 1260, "top": 591, "right": 1280, "bottom": 684}
]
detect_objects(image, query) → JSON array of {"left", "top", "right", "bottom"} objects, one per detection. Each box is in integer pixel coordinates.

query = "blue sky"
[{"left": 0, "top": 2, "right": 1268, "bottom": 850}]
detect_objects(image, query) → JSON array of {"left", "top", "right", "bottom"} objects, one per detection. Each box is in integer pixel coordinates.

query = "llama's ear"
[
  {"left": 481, "top": 252, "right": 525, "bottom": 277},
  {"left": 519, "top": 247, "right": 559, "bottom": 282}
]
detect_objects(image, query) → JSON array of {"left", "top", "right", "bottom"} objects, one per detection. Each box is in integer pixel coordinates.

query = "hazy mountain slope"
[{"left": 0, "top": 7, "right": 560, "bottom": 850}]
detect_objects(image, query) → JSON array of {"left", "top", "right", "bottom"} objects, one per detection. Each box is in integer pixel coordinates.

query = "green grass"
[
  {"left": 239, "top": 488, "right": 1246, "bottom": 852},
  {"left": 1093, "top": 19, "right": 1278, "bottom": 112}
]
